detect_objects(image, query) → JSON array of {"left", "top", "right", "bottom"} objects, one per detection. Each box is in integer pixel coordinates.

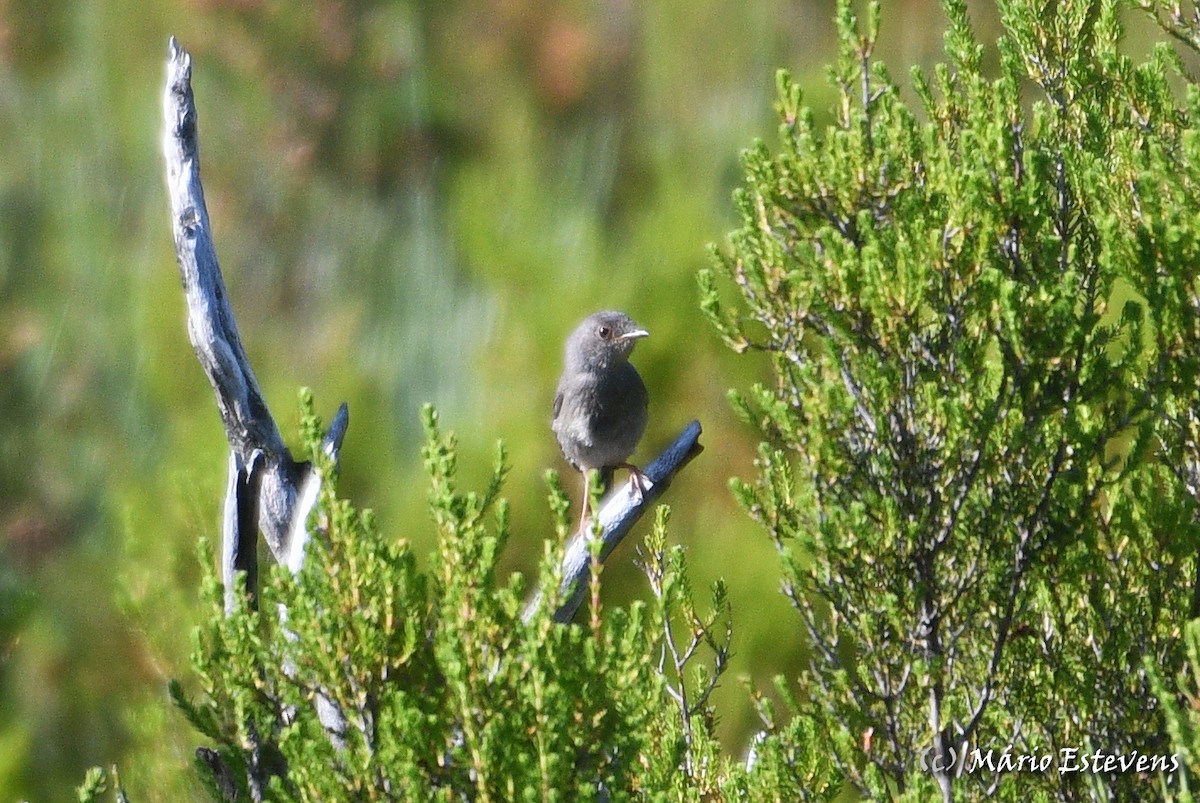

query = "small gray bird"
[{"left": 552, "top": 310, "right": 650, "bottom": 529}]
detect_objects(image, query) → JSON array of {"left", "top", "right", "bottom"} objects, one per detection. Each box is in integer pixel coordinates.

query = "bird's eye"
[{"left": 598, "top": 325, "right": 612, "bottom": 340}]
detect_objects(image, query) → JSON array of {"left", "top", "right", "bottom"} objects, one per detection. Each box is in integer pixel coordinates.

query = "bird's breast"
[{"left": 552, "top": 364, "right": 647, "bottom": 470}]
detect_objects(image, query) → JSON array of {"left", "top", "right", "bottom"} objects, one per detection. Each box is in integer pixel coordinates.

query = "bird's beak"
[{"left": 620, "top": 328, "right": 649, "bottom": 341}]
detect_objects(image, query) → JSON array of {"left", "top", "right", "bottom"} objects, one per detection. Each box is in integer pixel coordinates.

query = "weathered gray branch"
[
  {"left": 163, "top": 36, "right": 349, "bottom": 571},
  {"left": 221, "top": 449, "right": 261, "bottom": 614},
  {"left": 163, "top": 36, "right": 351, "bottom": 786},
  {"left": 524, "top": 420, "right": 705, "bottom": 624}
]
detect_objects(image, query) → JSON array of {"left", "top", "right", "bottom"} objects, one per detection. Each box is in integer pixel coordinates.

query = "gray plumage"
[{"left": 553, "top": 311, "right": 649, "bottom": 516}]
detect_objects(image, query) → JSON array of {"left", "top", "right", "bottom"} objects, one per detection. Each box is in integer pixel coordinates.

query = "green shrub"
[{"left": 702, "top": 0, "right": 1200, "bottom": 799}]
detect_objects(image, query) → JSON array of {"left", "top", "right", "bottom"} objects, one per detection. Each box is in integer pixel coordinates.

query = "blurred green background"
[{"left": 0, "top": 0, "right": 991, "bottom": 797}]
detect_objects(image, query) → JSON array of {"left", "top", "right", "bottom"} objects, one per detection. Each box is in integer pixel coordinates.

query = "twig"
[{"left": 523, "top": 421, "right": 705, "bottom": 624}]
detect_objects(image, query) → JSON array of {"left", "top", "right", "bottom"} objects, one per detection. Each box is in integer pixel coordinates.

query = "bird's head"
[{"left": 566, "top": 310, "right": 649, "bottom": 371}]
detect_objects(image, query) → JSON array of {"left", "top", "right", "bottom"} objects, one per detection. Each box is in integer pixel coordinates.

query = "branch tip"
[{"left": 323, "top": 403, "right": 350, "bottom": 461}]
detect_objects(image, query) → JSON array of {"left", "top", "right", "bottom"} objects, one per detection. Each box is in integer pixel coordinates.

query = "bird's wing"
[{"left": 552, "top": 389, "right": 564, "bottom": 421}]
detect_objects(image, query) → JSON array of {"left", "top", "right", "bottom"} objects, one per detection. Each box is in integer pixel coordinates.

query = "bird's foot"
[{"left": 620, "top": 462, "right": 650, "bottom": 503}]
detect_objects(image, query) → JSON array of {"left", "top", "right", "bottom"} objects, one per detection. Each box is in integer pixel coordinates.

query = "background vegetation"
[
  {"left": 1, "top": 0, "right": 1196, "bottom": 800},
  {"left": 0, "top": 1, "right": 863, "bottom": 796}
]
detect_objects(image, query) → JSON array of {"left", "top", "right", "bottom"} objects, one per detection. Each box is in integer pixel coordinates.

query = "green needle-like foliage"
[
  {"left": 170, "top": 402, "right": 652, "bottom": 801},
  {"left": 158, "top": 391, "right": 843, "bottom": 800},
  {"left": 167, "top": 397, "right": 788, "bottom": 801},
  {"left": 703, "top": 0, "right": 1200, "bottom": 799}
]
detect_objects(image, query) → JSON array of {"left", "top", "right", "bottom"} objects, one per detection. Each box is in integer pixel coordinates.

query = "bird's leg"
[
  {"left": 618, "top": 462, "right": 649, "bottom": 502},
  {"left": 578, "top": 470, "right": 594, "bottom": 532}
]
